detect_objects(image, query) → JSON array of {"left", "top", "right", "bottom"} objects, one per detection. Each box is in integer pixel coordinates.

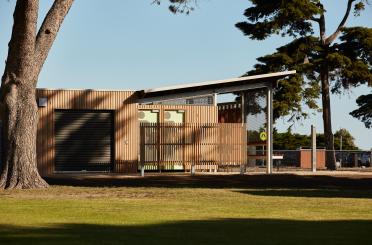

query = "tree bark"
[
  {"left": 320, "top": 64, "right": 336, "bottom": 170},
  {"left": 0, "top": 83, "right": 48, "bottom": 189}
]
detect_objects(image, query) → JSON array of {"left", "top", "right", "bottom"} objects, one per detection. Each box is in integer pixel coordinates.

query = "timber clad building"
[
  {"left": 34, "top": 71, "right": 296, "bottom": 176},
  {"left": 36, "top": 89, "right": 217, "bottom": 176}
]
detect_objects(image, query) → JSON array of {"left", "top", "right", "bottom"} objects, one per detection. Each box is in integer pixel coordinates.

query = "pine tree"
[{"left": 236, "top": 0, "right": 372, "bottom": 169}]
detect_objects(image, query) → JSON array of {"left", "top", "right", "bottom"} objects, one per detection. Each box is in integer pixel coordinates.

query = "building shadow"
[
  {"left": 1, "top": 218, "right": 371, "bottom": 245},
  {"left": 235, "top": 188, "right": 372, "bottom": 199},
  {"left": 45, "top": 173, "right": 372, "bottom": 191}
]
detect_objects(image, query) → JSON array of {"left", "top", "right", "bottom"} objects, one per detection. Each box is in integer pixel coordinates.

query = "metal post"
[
  {"left": 191, "top": 165, "right": 196, "bottom": 176},
  {"left": 340, "top": 135, "right": 343, "bottom": 167},
  {"left": 311, "top": 125, "right": 317, "bottom": 172},
  {"left": 213, "top": 93, "right": 218, "bottom": 106},
  {"left": 141, "top": 161, "right": 145, "bottom": 177},
  {"left": 266, "top": 85, "right": 273, "bottom": 174}
]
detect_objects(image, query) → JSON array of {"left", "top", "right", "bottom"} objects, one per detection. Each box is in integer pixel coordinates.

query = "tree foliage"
[
  {"left": 350, "top": 93, "right": 372, "bottom": 128},
  {"left": 244, "top": 26, "right": 372, "bottom": 122},
  {"left": 244, "top": 36, "right": 322, "bottom": 121},
  {"left": 236, "top": 0, "right": 322, "bottom": 40},
  {"left": 153, "top": 0, "right": 197, "bottom": 14}
]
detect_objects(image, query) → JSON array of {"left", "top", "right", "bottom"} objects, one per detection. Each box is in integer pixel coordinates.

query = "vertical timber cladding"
[
  {"left": 36, "top": 89, "right": 218, "bottom": 176},
  {"left": 36, "top": 89, "right": 139, "bottom": 176},
  {"left": 138, "top": 104, "right": 218, "bottom": 171},
  {"left": 54, "top": 110, "right": 114, "bottom": 172}
]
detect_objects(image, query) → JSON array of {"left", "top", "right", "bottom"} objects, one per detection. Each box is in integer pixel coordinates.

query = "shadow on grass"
[
  {"left": 45, "top": 174, "right": 372, "bottom": 190},
  {"left": 1, "top": 218, "right": 371, "bottom": 245},
  {"left": 236, "top": 189, "right": 372, "bottom": 199}
]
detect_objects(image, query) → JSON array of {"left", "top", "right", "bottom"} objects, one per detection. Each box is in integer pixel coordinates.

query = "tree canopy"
[{"left": 274, "top": 128, "right": 359, "bottom": 150}]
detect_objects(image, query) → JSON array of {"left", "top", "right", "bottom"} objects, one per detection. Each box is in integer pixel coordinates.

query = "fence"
[
  {"left": 333, "top": 150, "right": 371, "bottom": 168},
  {"left": 272, "top": 149, "right": 372, "bottom": 171},
  {"left": 139, "top": 123, "right": 247, "bottom": 172}
]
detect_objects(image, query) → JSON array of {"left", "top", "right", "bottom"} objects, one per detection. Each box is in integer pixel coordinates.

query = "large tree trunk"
[
  {"left": 0, "top": 83, "right": 48, "bottom": 189},
  {"left": 320, "top": 66, "right": 336, "bottom": 170},
  {"left": 0, "top": 0, "right": 47, "bottom": 189},
  {"left": 0, "top": 0, "right": 73, "bottom": 189}
]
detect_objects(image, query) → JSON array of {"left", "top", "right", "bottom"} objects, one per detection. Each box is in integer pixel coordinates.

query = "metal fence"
[
  {"left": 333, "top": 150, "right": 371, "bottom": 168},
  {"left": 245, "top": 149, "right": 372, "bottom": 172},
  {"left": 271, "top": 149, "right": 372, "bottom": 171}
]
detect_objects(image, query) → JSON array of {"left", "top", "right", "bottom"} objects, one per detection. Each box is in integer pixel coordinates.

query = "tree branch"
[
  {"left": 325, "top": 0, "right": 355, "bottom": 45},
  {"left": 310, "top": 17, "right": 320, "bottom": 23},
  {"left": 34, "top": 0, "right": 74, "bottom": 80},
  {"left": 315, "top": 2, "right": 327, "bottom": 44}
]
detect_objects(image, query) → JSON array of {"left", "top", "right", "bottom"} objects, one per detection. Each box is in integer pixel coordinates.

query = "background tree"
[
  {"left": 334, "top": 128, "right": 359, "bottom": 150},
  {"left": 273, "top": 129, "right": 312, "bottom": 150},
  {"left": 274, "top": 128, "right": 359, "bottom": 150},
  {"left": 0, "top": 0, "right": 197, "bottom": 190},
  {"left": 236, "top": 0, "right": 372, "bottom": 169}
]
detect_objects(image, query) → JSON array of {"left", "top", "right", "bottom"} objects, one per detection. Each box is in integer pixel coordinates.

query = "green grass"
[{"left": 1, "top": 185, "right": 372, "bottom": 244}]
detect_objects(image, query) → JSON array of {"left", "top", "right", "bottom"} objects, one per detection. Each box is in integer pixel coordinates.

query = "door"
[{"left": 55, "top": 110, "right": 114, "bottom": 172}]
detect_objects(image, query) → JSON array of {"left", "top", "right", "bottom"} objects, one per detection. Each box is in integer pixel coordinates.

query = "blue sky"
[{"left": 0, "top": 1, "right": 371, "bottom": 149}]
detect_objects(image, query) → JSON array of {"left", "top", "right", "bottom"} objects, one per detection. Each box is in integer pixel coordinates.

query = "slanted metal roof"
[{"left": 137, "top": 71, "right": 296, "bottom": 103}]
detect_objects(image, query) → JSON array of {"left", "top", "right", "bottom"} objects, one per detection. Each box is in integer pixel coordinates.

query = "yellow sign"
[{"left": 260, "top": 132, "right": 267, "bottom": 141}]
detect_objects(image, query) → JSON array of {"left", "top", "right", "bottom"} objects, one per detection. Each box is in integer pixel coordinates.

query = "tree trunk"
[
  {"left": 320, "top": 65, "right": 336, "bottom": 170},
  {"left": 0, "top": 83, "right": 48, "bottom": 189},
  {"left": 0, "top": 0, "right": 73, "bottom": 189}
]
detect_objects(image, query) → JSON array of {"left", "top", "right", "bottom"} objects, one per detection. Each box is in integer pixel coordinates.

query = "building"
[{"left": 35, "top": 71, "right": 296, "bottom": 176}]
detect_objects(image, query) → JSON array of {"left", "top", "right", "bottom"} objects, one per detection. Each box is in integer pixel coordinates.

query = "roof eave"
[{"left": 139, "top": 70, "right": 296, "bottom": 97}]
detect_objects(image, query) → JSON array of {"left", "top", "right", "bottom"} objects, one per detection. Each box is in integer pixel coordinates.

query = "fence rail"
[{"left": 140, "top": 123, "right": 247, "bottom": 171}]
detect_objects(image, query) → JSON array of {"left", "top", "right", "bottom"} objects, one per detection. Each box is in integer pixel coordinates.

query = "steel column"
[{"left": 266, "top": 85, "right": 273, "bottom": 174}]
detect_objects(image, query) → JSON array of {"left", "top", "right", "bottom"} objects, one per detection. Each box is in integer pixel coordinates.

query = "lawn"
[{"left": 1, "top": 174, "right": 372, "bottom": 245}]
